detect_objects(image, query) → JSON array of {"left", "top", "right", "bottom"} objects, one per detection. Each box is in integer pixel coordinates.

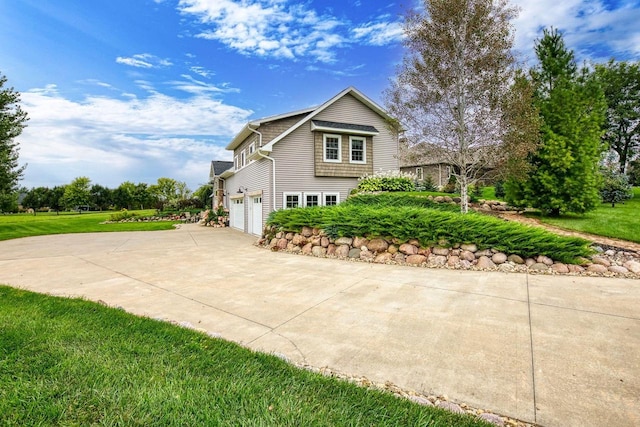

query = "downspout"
[{"left": 247, "top": 125, "right": 277, "bottom": 213}]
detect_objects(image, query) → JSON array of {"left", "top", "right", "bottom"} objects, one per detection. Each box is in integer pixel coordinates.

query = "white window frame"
[
  {"left": 304, "top": 193, "right": 321, "bottom": 207},
  {"left": 241, "top": 149, "right": 246, "bottom": 168},
  {"left": 323, "top": 133, "right": 342, "bottom": 163},
  {"left": 234, "top": 155, "right": 239, "bottom": 170},
  {"left": 283, "top": 192, "right": 302, "bottom": 209},
  {"left": 416, "top": 167, "right": 424, "bottom": 181},
  {"left": 323, "top": 192, "right": 340, "bottom": 206},
  {"left": 249, "top": 142, "right": 256, "bottom": 154},
  {"left": 349, "top": 136, "right": 366, "bottom": 164}
]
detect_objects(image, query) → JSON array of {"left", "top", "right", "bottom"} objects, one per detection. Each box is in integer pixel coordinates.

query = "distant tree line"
[{"left": 18, "top": 177, "right": 213, "bottom": 214}]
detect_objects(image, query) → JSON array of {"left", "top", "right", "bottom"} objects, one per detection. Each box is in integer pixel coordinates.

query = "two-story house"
[{"left": 211, "top": 87, "right": 399, "bottom": 235}]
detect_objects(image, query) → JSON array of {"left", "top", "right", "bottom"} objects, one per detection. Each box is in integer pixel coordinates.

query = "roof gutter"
[{"left": 247, "top": 125, "right": 277, "bottom": 213}]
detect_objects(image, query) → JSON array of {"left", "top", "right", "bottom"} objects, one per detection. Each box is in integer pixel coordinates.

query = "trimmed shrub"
[
  {"left": 267, "top": 204, "right": 592, "bottom": 264},
  {"left": 344, "top": 193, "right": 459, "bottom": 212},
  {"left": 108, "top": 209, "right": 138, "bottom": 222},
  {"left": 600, "top": 166, "right": 633, "bottom": 207},
  {"left": 356, "top": 170, "right": 415, "bottom": 192}
]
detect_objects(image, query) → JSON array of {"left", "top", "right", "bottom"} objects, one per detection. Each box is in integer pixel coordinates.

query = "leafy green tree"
[
  {"left": 133, "top": 182, "right": 154, "bottom": 210},
  {"left": 593, "top": 60, "right": 640, "bottom": 174},
  {"left": 62, "top": 177, "right": 92, "bottom": 211},
  {"left": 149, "top": 177, "right": 190, "bottom": 210},
  {"left": 600, "top": 164, "right": 633, "bottom": 207},
  {"left": 629, "top": 158, "right": 640, "bottom": 186},
  {"left": 506, "top": 28, "right": 606, "bottom": 216},
  {"left": 385, "top": 0, "right": 525, "bottom": 213},
  {"left": 22, "top": 186, "right": 51, "bottom": 214},
  {"left": 113, "top": 181, "right": 136, "bottom": 209},
  {"left": 47, "top": 185, "right": 65, "bottom": 214},
  {"left": 90, "top": 184, "right": 113, "bottom": 210},
  {"left": 0, "top": 72, "right": 29, "bottom": 212},
  {"left": 193, "top": 184, "right": 213, "bottom": 209}
]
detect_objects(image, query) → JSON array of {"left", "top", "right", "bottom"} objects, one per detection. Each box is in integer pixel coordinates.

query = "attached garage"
[
  {"left": 229, "top": 197, "right": 244, "bottom": 230},
  {"left": 248, "top": 195, "right": 263, "bottom": 236}
]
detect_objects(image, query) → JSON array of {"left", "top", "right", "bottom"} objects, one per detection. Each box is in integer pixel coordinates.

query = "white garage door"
[
  {"left": 230, "top": 198, "right": 244, "bottom": 230},
  {"left": 248, "top": 196, "right": 262, "bottom": 236}
]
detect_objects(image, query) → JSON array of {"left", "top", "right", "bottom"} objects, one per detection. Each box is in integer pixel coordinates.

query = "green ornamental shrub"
[
  {"left": 600, "top": 166, "right": 633, "bottom": 207},
  {"left": 356, "top": 170, "right": 415, "bottom": 192}
]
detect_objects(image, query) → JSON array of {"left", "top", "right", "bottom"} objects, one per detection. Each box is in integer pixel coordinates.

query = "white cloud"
[
  {"left": 352, "top": 20, "right": 404, "bottom": 46},
  {"left": 18, "top": 85, "right": 250, "bottom": 189},
  {"left": 169, "top": 74, "right": 239, "bottom": 95},
  {"left": 116, "top": 53, "right": 173, "bottom": 68},
  {"left": 177, "top": 0, "right": 402, "bottom": 62},
  {"left": 512, "top": 0, "right": 640, "bottom": 63}
]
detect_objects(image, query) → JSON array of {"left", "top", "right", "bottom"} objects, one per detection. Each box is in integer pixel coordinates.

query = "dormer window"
[{"left": 323, "top": 134, "right": 341, "bottom": 163}]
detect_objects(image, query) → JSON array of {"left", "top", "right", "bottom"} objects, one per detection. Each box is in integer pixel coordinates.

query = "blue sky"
[{"left": 1, "top": 0, "right": 639, "bottom": 191}]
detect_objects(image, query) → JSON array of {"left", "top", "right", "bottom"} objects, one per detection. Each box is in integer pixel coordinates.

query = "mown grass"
[
  {"left": 534, "top": 187, "right": 640, "bottom": 243},
  {"left": 0, "top": 210, "right": 178, "bottom": 241},
  {"left": 0, "top": 286, "right": 488, "bottom": 427}
]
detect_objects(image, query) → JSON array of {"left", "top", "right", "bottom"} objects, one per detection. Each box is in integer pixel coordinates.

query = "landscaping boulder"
[
  {"left": 460, "top": 244, "right": 477, "bottom": 252},
  {"left": 432, "top": 255, "right": 447, "bottom": 265},
  {"left": 551, "top": 263, "right": 569, "bottom": 274},
  {"left": 586, "top": 264, "right": 608, "bottom": 273},
  {"left": 334, "top": 237, "right": 353, "bottom": 246},
  {"left": 301, "top": 226, "right": 313, "bottom": 237},
  {"left": 312, "top": 246, "right": 326, "bottom": 257},
  {"left": 447, "top": 255, "right": 460, "bottom": 267},
  {"left": 406, "top": 254, "right": 427, "bottom": 265},
  {"left": 320, "top": 237, "right": 330, "bottom": 248},
  {"left": 537, "top": 255, "right": 554, "bottom": 266},
  {"left": 608, "top": 265, "right": 629, "bottom": 274},
  {"left": 399, "top": 243, "right": 418, "bottom": 255},
  {"left": 476, "top": 256, "right": 496, "bottom": 269},
  {"left": 567, "top": 264, "right": 585, "bottom": 273},
  {"left": 348, "top": 248, "right": 361, "bottom": 259},
  {"left": 374, "top": 252, "right": 393, "bottom": 263},
  {"left": 353, "top": 237, "right": 369, "bottom": 248},
  {"left": 592, "top": 256, "right": 611, "bottom": 267},
  {"left": 335, "top": 245, "right": 350, "bottom": 258},
  {"left": 292, "top": 234, "right": 307, "bottom": 246},
  {"left": 491, "top": 252, "right": 507, "bottom": 264},
  {"left": 367, "top": 238, "right": 389, "bottom": 253},
  {"left": 432, "top": 247, "right": 450, "bottom": 256},
  {"left": 529, "top": 262, "right": 549, "bottom": 271},
  {"left": 326, "top": 244, "right": 337, "bottom": 256},
  {"left": 302, "top": 242, "right": 313, "bottom": 255},
  {"left": 277, "top": 238, "right": 288, "bottom": 250},
  {"left": 460, "top": 250, "right": 476, "bottom": 262},
  {"left": 388, "top": 245, "right": 398, "bottom": 254},
  {"left": 623, "top": 260, "right": 640, "bottom": 274},
  {"left": 507, "top": 254, "right": 524, "bottom": 264}
]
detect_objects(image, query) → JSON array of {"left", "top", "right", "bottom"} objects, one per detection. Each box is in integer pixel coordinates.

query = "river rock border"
[{"left": 259, "top": 226, "right": 640, "bottom": 279}]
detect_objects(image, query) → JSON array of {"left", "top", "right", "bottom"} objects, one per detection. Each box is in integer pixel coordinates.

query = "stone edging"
[{"left": 259, "top": 226, "right": 640, "bottom": 279}]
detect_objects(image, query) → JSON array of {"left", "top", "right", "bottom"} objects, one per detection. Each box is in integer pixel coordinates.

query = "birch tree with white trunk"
[{"left": 386, "top": 0, "right": 526, "bottom": 213}]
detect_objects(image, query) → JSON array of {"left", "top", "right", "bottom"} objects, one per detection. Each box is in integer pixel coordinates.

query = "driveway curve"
[{"left": 0, "top": 225, "right": 638, "bottom": 427}]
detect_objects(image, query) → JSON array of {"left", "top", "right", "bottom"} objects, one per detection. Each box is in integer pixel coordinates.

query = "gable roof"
[
  {"left": 225, "top": 87, "right": 394, "bottom": 152},
  {"left": 210, "top": 160, "right": 234, "bottom": 177}
]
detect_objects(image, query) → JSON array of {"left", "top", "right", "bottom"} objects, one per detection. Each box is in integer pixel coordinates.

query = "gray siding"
[
  {"left": 314, "top": 93, "right": 399, "bottom": 172},
  {"left": 272, "top": 123, "right": 359, "bottom": 209},
  {"left": 225, "top": 157, "right": 272, "bottom": 233}
]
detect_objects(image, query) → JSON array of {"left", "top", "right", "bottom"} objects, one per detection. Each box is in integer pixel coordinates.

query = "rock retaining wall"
[{"left": 259, "top": 226, "right": 640, "bottom": 278}]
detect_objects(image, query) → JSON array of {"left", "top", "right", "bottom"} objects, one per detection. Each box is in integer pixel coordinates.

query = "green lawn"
[
  {"left": 533, "top": 187, "right": 640, "bottom": 243},
  {"left": 0, "top": 210, "right": 179, "bottom": 241},
  {"left": 0, "top": 286, "right": 488, "bottom": 427}
]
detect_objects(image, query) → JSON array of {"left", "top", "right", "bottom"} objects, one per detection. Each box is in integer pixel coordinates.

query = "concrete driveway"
[{"left": 0, "top": 225, "right": 638, "bottom": 427}]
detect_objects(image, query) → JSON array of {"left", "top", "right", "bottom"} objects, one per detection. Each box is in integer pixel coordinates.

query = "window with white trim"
[
  {"left": 283, "top": 192, "right": 301, "bottom": 209},
  {"left": 323, "top": 134, "right": 341, "bottom": 163},
  {"left": 241, "top": 150, "right": 246, "bottom": 168},
  {"left": 249, "top": 142, "right": 256, "bottom": 154},
  {"left": 416, "top": 167, "right": 424, "bottom": 180},
  {"left": 323, "top": 192, "right": 339, "bottom": 206},
  {"left": 349, "top": 136, "right": 366, "bottom": 164},
  {"left": 234, "top": 155, "right": 239, "bottom": 170},
  {"left": 304, "top": 193, "right": 320, "bottom": 207}
]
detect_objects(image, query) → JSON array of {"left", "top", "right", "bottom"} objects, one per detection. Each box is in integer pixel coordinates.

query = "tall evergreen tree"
[
  {"left": 593, "top": 60, "right": 640, "bottom": 174},
  {"left": 0, "top": 72, "right": 29, "bottom": 211},
  {"left": 506, "top": 28, "right": 606, "bottom": 216}
]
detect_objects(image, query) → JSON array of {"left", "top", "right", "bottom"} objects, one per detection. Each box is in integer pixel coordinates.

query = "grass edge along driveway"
[{"left": 0, "top": 286, "right": 491, "bottom": 427}]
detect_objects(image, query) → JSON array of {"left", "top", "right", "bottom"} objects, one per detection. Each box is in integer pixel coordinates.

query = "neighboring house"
[
  {"left": 209, "top": 87, "right": 400, "bottom": 235},
  {"left": 209, "top": 161, "right": 234, "bottom": 209},
  {"left": 400, "top": 160, "right": 452, "bottom": 188}
]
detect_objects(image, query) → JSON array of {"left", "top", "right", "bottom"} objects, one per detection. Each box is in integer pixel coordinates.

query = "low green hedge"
[
  {"left": 343, "top": 193, "right": 460, "bottom": 212},
  {"left": 266, "top": 204, "right": 593, "bottom": 264}
]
